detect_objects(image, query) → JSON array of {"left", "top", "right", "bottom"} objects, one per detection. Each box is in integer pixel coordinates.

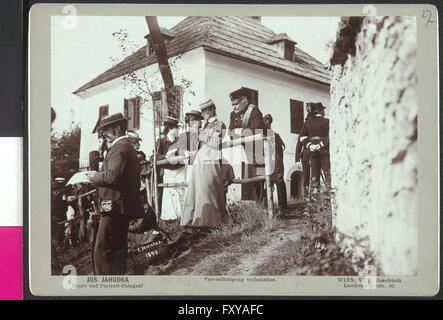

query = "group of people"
[{"left": 52, "top": 86, "right": 330, "bottom": 275}]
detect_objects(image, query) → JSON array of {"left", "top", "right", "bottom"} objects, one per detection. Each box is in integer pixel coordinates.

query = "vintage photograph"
[{"left": 49, "top": 14, "right": 417, "bottom": 278}]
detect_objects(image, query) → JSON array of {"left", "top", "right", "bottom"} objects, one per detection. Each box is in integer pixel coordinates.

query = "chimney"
[
  {"left": 144, "top": 34, "right": 154, "bottom": 56},
  {"left": 248, "top": 16, "right": 261, "bottom": 23},
  {"left": 144, "top": 28, "right": 176, "bottom": 56}
]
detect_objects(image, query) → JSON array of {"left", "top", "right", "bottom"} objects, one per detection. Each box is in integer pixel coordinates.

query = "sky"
[{"left": 51, "top": 16, "right": 340, "bottom": 133}]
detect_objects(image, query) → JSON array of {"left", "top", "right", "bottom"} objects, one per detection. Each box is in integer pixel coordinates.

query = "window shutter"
[
  {"left": 290, "top": 99, "right": 304, "bottom": 134},
  {"left": 161, "top": 90, "right": 168, "bottom": 119},
  {"left": 93, "top": 105, "right": 109, "bottom": 134},
  {"left": 251, "top": 89, "right": 259, "bottom": 107},
  {"left": 134, "top": 97, "right": 141, "bottom": 129},
  {"left": 152, "top": 91, "right": 162, "bottom": 127},
  {"left": 178, "top": 86, "right": 184, "bottom": 122},
  {"left": 123, "top": 99, "right": 129, "bottom": 118},
  {"left": 167, "top": 85, "right": 182, "bottom": 120}
]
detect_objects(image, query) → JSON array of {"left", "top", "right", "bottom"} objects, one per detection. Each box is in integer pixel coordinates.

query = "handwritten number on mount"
[{"left": 422, "top": 9, "right": 435, "bottom": 28}]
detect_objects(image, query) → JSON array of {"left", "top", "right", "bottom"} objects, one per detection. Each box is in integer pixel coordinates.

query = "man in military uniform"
[
  {"left": 295, "top": 106, "right": 314, "bottom": 194},
  {"left": 297, "top": 102, "right": 330, "bottom": 189},
  {"left": 228, "top": 87, "right": 265, "bottom": 202},
  {"left": 263, "top": 114, "right": 288, "bottom": 212}
]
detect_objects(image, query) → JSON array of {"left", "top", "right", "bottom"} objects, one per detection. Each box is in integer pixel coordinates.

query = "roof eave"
[{"left": 202, "top": 46, "right": 330, "bottom": 86}]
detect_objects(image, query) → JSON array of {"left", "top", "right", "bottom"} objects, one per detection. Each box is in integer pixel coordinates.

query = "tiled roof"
[{"left": 73, "top": 16, "right": 330, "bottom": 95}]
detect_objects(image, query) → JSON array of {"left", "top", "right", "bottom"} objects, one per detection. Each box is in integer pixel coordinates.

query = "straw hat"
[{"left": 95, "top": 113, "right": 131, "bottom": 132}]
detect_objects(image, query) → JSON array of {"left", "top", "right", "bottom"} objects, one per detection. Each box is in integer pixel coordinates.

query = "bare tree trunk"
[
  {"left": 145, "top": 16, "right": 174, "bottom": 90},
  {"left": 144, "top": 16, "right": 176, "bottom": 220}
]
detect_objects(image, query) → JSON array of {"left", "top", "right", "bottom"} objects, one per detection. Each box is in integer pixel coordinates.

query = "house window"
[
  {"left": 152, "top": 91, "right": 164, "bottom": 127},
  {"left": 290, "top": 99, "right": 304, "bottom": 134},
  {"left": 124, "top": 97, "right": 141, "bottom": 130},
  {"left": 92, "top": 105, "right": 109, "bottom": 134},
  {"left": 284, "top": 42, "right": 295, "bottom": 60},
  {"left": 242, "top": 87, "right": 259, "bottom": 107},
  {"left": 99, "top": 105, "right": 109, "bottom": 118}
]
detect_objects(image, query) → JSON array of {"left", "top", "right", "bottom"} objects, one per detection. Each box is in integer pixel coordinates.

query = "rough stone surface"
[{"left": 330, "top": 16, "right": 417, "bottom": 276}]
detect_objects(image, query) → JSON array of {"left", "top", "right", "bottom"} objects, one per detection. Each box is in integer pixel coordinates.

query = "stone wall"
[{"left": 330, "top": 17, "right": 417, "bottom": 276}]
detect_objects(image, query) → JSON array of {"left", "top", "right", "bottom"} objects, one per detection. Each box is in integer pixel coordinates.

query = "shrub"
[{"left": 294, "top": 186, "right": 378, "bottom": 275}]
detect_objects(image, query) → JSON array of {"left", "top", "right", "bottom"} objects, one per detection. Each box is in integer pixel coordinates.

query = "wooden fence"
[{"left": 156, "top": 133, "right": 275, "bottom": 218}]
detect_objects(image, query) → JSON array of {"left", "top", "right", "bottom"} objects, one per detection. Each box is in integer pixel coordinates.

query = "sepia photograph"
[{"left": 47, "top": 12, "right": 419, "bottom": 280}]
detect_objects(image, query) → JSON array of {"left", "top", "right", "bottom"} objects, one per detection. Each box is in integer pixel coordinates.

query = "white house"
[{"left": 73, "top": 16, "right": 331, "bottom": 202}]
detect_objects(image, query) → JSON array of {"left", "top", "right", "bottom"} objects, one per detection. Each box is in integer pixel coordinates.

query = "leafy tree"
[
  {"left": 51, "top": 123, "right": 81, "bottom": 182},
  {"left": 110, "top": 29, "right": 194, "bottom": 127}
]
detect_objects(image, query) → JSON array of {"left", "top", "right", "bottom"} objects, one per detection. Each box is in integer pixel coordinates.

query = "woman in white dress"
[{"left": 160, "top": 119, "right": 188, "bottom": 221}]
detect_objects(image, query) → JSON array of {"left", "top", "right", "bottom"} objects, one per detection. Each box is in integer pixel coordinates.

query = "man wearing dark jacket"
[
  {"left": 51, "top": 178, "right": 68, "bottom": 244},
  {"left": 297, "top": 102, "right": 331, "bottom": 188},
  {"left": 263, "top": 114, "right": 288, "bottom": 212},
  {"left": 228, "top": 87, "right": 265, "bottom": 202},
  {"left": 86, "top": 113, "right": 144, "bottom": 275}
]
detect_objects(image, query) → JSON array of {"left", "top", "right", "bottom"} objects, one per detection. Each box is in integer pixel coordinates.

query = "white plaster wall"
[{"left": 330, "top": 17, "right": 417, "bottom": 275}]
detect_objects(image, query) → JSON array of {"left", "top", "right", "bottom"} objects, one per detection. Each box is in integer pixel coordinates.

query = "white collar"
[
  {"left": 207, "top": 116, "right": 217, "bottom": 123},
  {"left": 166, "top": 132, "right": 177, "bottom": 143},
  {"left": 111, "top": 135, "right": 127, "bottom": 147}
]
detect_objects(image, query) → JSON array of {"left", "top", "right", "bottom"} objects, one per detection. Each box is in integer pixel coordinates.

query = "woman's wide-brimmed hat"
[
  {"left": 163, "top": 116, "right": 179, "bottom": 127},
  {"left": 96, "top": 113, "right": 131, "bottom": 132},
  {"left": 185, "top": 109, "right": 203, "bottom": 120},
  {"left": 199, "top": 99, "right": 216, "bottom": 111},
  {"left": 127, "top": 130, "right": 142, "bottom": 141}
]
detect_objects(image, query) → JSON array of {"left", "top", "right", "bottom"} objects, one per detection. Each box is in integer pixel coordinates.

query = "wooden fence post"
[{"left": 263, "top": 136, "right": 274, "bottom": 219}]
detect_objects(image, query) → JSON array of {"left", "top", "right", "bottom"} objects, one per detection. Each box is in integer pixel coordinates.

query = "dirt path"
[
  {"left": 226, "top": 218, "right": 309, "bottom": 276},
  {"left": 146, "top": 215, "right": 310, "bottom": 276}
]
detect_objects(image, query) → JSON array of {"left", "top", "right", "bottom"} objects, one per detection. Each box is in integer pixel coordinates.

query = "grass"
[
  {"left": 209, "top": 202, "right": 283, "bottom": 246},
  {"left": 51, "top": 239, "right": 92, "bottom": 275},
  {"left": 143, "top": 202, "right": 283, "bottom": 275}
]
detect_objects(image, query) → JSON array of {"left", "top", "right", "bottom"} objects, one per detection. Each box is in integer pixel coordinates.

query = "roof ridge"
[
  {"left": 293, "top": 46, "right": 326, "bottom": 67},
  {"left": 230, "top": 16, "right": 278, "bottom": 38}
]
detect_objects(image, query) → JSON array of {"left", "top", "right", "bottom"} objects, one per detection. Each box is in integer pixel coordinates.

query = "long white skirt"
[{"left": 160, "top": 166, "right": 187, "bottom": 221}]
